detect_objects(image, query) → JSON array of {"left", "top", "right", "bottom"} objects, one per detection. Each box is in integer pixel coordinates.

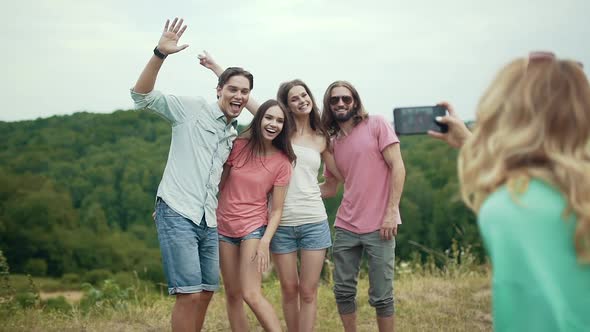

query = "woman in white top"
[{"left": 200, "top": 53, "right": 343, "bottom": 332}]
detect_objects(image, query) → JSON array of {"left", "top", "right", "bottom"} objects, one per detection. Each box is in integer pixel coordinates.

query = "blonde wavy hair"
[{"left": 458, "top": 54, "right": 590, "bottom": 263}]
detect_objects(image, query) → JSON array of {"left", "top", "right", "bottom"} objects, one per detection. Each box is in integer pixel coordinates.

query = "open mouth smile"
[{"left": 264, "top": 127, "right": 278, "bottom": 134}]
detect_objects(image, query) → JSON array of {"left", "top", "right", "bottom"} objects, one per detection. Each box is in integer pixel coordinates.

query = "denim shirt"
[{"left": 130, "top": 89, "right": 237, "bottom": 227}]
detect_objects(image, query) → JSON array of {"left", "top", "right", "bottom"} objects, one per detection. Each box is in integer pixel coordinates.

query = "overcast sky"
[{"left": 1, "top": 0, "right": 588, "bottom": 125}]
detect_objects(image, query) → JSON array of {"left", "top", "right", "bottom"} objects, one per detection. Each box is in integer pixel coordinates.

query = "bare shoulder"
[
  {"left": 312, "top": 132, "right": 329, "bottom": 153},
  {"left": 292, "top": 132, "right": 325, "bottom": 153},
  {"left": 312, "top": 132, "right": 327, "bottom": 145}
]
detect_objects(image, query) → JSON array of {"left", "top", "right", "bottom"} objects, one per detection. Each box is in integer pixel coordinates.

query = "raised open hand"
[
  {"left": 197, "top": 50, "right": 224, "bottom": 76},
  {"left": 198, "top": 50, "right": 218, "bottom": 69},
  {"left": 157, "top": 18, "right": 189, "bottom": 56}
]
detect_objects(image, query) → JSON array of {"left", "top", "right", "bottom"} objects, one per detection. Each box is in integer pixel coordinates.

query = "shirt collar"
[{"left": 211, "top": 102, "right": 238, "bottom": 130}]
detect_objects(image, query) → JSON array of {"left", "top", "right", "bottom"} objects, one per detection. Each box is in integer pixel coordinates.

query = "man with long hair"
[
  {"left": 320, "top": 81, "right": 406, "bottom": 332},
  {"left": 130, "top": 18, "right": 253, "bottom": 331}
]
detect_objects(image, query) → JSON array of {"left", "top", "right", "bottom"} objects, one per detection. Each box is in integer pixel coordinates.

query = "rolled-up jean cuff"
[
  {"left": 376, "top": 304, "right": 395, "bottom": 317},
  {"left": 336, "top": 300, "right": 356, "bottom": 315},
  {"left": 169, "top": 283, "right": 219, "bottom": 295}
]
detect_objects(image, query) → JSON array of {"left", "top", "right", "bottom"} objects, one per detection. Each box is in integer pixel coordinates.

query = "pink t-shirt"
[
  {"left": 217, "top": 139, "right": 293, "bottom": 237},
  {"left": 325, "top": 115, "right": 402, "bottom": 234}
]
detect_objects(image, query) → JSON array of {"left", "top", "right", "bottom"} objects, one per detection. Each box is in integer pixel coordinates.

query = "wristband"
[{"left": 153, "top": 47, "right": 167, "bottom": 59}]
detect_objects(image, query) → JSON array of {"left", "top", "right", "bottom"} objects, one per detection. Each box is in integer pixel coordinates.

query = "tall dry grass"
[{"left": 1, "top": 273, "right": 491, "bottom": 331}]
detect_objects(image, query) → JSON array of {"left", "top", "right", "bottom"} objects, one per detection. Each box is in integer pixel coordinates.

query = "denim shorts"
[
  {"left": 154, "top": 198, "right": 219, "bottom": 295},
  {"left": 270, "top": 220, "right": 332, "bottom": 254},
  {"left": 218, "top": 225, "right": 266, "bottom": 246}
]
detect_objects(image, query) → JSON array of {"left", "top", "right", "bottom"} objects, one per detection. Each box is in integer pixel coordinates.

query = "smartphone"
[{"left": 393, "top": 105, "right": 448, "bottom": 135}]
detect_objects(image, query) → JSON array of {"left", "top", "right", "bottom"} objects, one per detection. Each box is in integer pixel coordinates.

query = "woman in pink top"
[{"left": 216, "top": 99, "right": 296, "bottom": 332}]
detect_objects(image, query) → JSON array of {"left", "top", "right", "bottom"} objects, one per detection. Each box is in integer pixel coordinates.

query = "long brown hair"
[
  {"left": 459, "top": 56, "right": 590, "bottom": 263},
  {"left": 321, "top": 80, "right": 369, "bottom": 137},
  {"left": 276, "top": 79, "right": 330, "bottom": 143},
  {"left": 239, "top": 99, "right": 296, "bottom": 166}
]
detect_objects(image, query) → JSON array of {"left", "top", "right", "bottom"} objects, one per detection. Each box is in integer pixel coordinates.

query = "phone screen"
[{"left": 393, "top": 106, "right": 448, "bottom": 135}]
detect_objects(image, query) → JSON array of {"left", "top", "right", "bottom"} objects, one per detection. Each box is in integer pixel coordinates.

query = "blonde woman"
[{"left": 431, "top": 52, "right": 590, "bottom": 331}]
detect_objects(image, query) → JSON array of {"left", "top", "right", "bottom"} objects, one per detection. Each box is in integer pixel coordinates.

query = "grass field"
[{"left": 1, "top": 271, "right": 492, "bottom": 332}]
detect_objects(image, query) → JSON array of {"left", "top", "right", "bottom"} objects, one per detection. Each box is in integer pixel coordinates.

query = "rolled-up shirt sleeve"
[{"left": 130, "top": 89, "right": 189, "bottom": 126}]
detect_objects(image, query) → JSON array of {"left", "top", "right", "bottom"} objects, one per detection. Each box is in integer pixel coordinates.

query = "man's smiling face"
[{"left": 217, "top": 75, "right": 251, "bottom": 120}]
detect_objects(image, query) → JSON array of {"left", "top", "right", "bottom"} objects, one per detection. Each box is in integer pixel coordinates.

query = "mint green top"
[
  {"left": 130, "top": 89, "right": 238, "bottom": 227},
  {"left": 479, "top": 179, "right": 590, "bottom": 331}
]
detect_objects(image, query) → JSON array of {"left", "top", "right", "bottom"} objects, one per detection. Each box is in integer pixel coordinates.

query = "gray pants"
[{"left": 332, "top": 227, "right": 396, "bottom": 317}]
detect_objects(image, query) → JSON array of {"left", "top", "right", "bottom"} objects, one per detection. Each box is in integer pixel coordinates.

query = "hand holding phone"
[
  {"left": 393, "top": 105, "right": 448, "bottom": 135},
  {"left": 427, "top": 102, "right": 472, "bottom": 148}
]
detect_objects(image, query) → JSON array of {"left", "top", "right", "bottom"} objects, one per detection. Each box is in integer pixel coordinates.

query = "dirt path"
[{"left": 39, "top": 291, "right": 84, "bottom": 303}]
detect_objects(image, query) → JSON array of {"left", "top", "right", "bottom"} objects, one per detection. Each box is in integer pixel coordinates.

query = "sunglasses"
[
  {"left": 329, "top": 95, "right": 354, "bottom": 106},
  {"left": 528, "top": 51, "right": 584, "bottom": 69}
]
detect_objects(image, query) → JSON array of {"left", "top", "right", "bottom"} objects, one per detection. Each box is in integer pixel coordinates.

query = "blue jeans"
[
  {"left": 270, "top": 220, "right": 332, "bottom": 254},
  {"left": 154, "top": 198, "right": 219, "bottom": 295}
]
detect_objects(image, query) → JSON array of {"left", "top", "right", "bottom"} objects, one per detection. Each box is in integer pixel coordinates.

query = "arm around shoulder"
[{"left": 198, "top": 50, "right": 260, "bottom": 115}]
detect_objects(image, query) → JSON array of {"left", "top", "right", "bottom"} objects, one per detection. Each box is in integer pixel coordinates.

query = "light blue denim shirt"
[{"left": 130, "top": 89, "right": 237, "bottom": 227}]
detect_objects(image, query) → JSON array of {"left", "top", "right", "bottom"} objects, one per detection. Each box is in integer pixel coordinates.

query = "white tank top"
[{"left": 280, "top": 144, "right": 328, "bottom": 226}]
